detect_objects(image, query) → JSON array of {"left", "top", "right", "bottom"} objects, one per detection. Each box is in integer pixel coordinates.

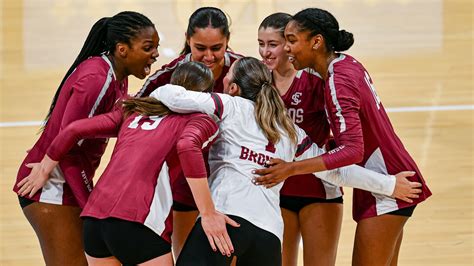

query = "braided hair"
[
  {"left": 43, "top": 11, "right": 155, "bottom": 126},
  {"left": 292, "top": 8, "right": 354, "bottom": 52}
]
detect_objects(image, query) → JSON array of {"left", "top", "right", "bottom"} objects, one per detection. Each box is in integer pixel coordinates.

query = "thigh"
[
  {"left": 280, "top": 207, "right": 301, "bottom": 266},
  {"left": 299, "top": 202, "right": 343, "bottom": 266},
  {"left": 100, "top": 218, "right": 171, "bottom": 265},
  {"left": 176, "top": 218, "right": 233, "bottom": 266},
  {"left": 352, "top": 214, "right": 409, "bottom": 266},
  {"left": 22, "top": 202, "right": 87, "bottom": 266},
  {"left": 172, "top": 210, "right": 199, "bottom": 258}
]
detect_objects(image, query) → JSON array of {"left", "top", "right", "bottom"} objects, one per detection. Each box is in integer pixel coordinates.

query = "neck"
[
  {"left": 313, "top": 52, "right": 338, "bottom": 80},
  {"left": 108, "top": 54, "right": 125, "bottom": 81},
  {"left": 272, "top": 62, "right": 297, "bottom": 95}
]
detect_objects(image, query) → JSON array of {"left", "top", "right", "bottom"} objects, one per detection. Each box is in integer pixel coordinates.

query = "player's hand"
[
  {"left": 200, "top": 211, "right": 240, "bottom": 257},
  {"left": 252, "top": 158, "right": 293, "bottom": 188},
  {"left": 391, "top": 171, "right": 422, "bottom": 203},
  {"left": 17, "top": 163, "right": 50, "bottom": 198}
]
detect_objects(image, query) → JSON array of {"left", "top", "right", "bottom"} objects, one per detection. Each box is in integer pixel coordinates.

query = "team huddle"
[{"left": 14, "top": 7, "right": 431, "bottom": 266}]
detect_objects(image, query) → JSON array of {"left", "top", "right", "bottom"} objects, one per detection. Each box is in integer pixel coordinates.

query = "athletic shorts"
[
  {"left": 18, "top": 196, "right": 35, "bottom": 209},
  {"left": 176, "top": 215, "right": 281, "bottom": 266},
  {"left": 387, "top": 205, "right": 416, "bottom": 217},
  {"left": 173, "top": 200, "right": 198, "bottom": 212},
  {"left": 83, "top": 217, "right": 171, "bottom": 264},
  {"left": 280, "top": 195, "right": 343, "bottom": 213}
]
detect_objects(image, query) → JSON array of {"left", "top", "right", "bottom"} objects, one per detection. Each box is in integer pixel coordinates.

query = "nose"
[
  {"left": 284, "top": 43, "right": 290, "bottom": 52},
  {"left": 152, "top": 47, "right": 159, "bottom": 59},
  {"left": 204, "top": 49, "right": 213, "bottom": 60}
]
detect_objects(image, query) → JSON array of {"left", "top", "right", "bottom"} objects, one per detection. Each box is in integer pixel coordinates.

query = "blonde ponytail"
[{"left": 233, "top": 57, "right": 297, "bottom": 145}]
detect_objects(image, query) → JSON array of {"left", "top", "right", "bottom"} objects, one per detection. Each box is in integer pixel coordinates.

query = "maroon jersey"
[
  {"left": 136, "top": 51, "right": 241, "bottom": 208},
  {"left": 14, "top": 55, "right": 128, "bottom": 207},
  {"left": 279, "top": 69, "right": 342, "bottom": 199},
  {"left": 136, "top": 51, "right": 242, "bottom": 97},
  {"left": 46, "top": 110, "right": 218, "bottom": 243},
  {"left": 320, "top": 54, "right": 432, "bottom": 221}
]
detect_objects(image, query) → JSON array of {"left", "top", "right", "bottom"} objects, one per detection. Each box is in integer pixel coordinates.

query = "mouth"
[
  {"left": 144, "top": 64, "right": 151, "bottom": 75},
  {"left": 288, "top": 56, "right": 295, "bottom": 63},
  {"left": 263, "top": 58, "right": 276, "bottom": 65}
]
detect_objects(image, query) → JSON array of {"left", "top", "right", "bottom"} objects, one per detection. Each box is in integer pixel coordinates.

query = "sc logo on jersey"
[{"left": 291, "top": 92, "right": 302, "bottom": 105}]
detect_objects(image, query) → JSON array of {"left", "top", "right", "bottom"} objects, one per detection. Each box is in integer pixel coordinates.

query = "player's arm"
[
  {"left": 17, "top": 110, "right": 122, "bottom": 197},
  {"left": 150, "top": 84, "right": 229, "bottom": 120},
  {"left": 176, "top": 115, "right": 239, "bottom": 257},
  {"left": 253, "top": 76, "right": 363, "bottom": 184}
]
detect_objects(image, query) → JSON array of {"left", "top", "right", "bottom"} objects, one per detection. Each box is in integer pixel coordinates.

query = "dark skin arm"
[{"left": 253, "top": 156, "right": 327, "bottom": 188}]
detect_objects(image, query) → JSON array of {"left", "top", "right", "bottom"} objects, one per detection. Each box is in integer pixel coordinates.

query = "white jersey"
[{"left": 151, "top": 84, "right": 397, "bottom": 241}]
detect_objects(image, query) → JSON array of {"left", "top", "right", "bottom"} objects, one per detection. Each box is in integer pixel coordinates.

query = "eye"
[{"left": 211, "top": 47, "right": 222, "bottom": 51}]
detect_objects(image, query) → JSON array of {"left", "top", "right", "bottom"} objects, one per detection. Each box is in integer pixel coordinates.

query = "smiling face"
[
  {"left": 283, "top": 21, "right": 316, "bottom": 70},
  {"left": 187, "top": 26, "right": 228, "bottom": 73},
  {"left": 123, "top": 26, "right": 160, "bottom": 79},
  {"left": 258, "top": 27, "right": 289, "bottom": 71}
]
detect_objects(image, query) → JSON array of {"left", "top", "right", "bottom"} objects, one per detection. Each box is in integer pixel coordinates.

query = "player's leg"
[
  {"left": 299, "top": 200, "right": 343, "bottom": 266},
  {"left": 172, "top": 207, "right": 199, "bottom": 258},
  {"left": 139, "top": 252, "right": 173, "bottom": 266},
  {"left": 85, "top": 255, "right": 121, "bottom": 266},
  {"left": 22, "top": 201, "right": 87, "bottom": 266},
  {"left": 352, "top": 214, "right": 409, "bottom": 266},
  {"left": 389, "top": 229, "right": 404, "bottom": 266},
  {"left": 279, "top": 196, "right": 301, "bottom": 266}
]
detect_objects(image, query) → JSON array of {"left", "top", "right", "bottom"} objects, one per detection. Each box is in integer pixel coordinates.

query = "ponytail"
[
  {"left": 233, "top": 57, "right": 297, "bottom": 145},
  {"left": 255, "top": 83, "right": 297, "bottom": 145},
  {"left": 122, "top": 97, "right": 171, "bottom": 117},
  {"left": 42, "top": 11, "right": 155, "bottom": 128},
  {"left": 43, "top": 17, "right": 109, "bottom": 127}
]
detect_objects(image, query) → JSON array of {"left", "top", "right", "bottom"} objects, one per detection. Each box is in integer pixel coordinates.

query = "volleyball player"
[
  {"left": 151, "top": 57, "right": 422, "bottom": 266},
  {"left": 17, "top": 62, "right": 239, "bottom": 265},
  {"left": 13, "top": 11, "right": 159, "bottom": 265},
  {"left": 258, "top": 12, "right": 342, "bottom": 266},
  {"left": 253, "top": 8, "right": 432, "bottom": 266}
]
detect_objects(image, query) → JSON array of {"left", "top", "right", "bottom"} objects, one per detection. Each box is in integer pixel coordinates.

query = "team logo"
[{"left": 291, "top": 92, "right": 302, "bottom": 105}]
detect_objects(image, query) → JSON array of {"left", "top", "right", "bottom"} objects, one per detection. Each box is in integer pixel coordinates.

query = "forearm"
[
  {"left": 186, "top": 178, "right": 216, "bottom": 215},
  {"left": 316, "top": 165, "right": 396, "bottom": 196}
]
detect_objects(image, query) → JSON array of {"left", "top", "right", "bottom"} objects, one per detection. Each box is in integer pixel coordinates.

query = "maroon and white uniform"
[
  {"left": 320, "top": 54, "right": 432, "bottom": 221},
  {"left": 151, "top": 84, "right": 401, "bottom": 241},
  {"left": 45, "top": 110, "right": 218, "bottom": 243},
  {"left": 136, "top": 51, "right": 241, "bottom": 208},
  {"left": 279, "top": 69, "right": 342, "bottom": 199},
  {"left": 14, "top": 55, "right": 128, "bottom": 207}
]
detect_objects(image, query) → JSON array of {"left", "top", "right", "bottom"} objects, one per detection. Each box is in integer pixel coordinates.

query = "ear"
[
  {"left": 116, "top": 43, "right": 128, "bottom": 58},
  {"left": 311, "top": 34, "right": 324, "bottom": 50},
  {"left": 228, "top": 83, "right": 240, "bottom": 96}
]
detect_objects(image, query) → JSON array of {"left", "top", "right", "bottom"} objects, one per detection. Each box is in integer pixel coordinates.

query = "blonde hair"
[
  {"left": 123, "top": 61, "right": 214, "bottom": 117},
  {"left": 232, "top": 57, "right": 297, "bottom": 144}
]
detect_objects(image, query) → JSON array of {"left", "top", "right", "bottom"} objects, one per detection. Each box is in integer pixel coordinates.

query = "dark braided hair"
[
  {"left": 292, "top": 8, "right": 354, "bottom": 52},
  {"left": 43, "top": 11, "right": 155, "bottom": 126},
  {"left": 259, "top": 12, "right": 292, "bottom": 38},
  {"left": 180, "top": 7, "right": 230, "bottom": 55}
]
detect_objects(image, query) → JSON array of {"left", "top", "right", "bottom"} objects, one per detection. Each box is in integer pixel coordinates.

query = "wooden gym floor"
[{"left": 0, "top": 0, "right": 472, "bottom": 265}]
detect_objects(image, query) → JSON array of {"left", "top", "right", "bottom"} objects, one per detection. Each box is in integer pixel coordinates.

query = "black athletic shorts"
[
  {"left": 173, "top": 200, "right": 198, "bottom": 212},
  {"left": 177, "top": 215, "right": 281, "bottom": 266},
  {"left": 280, "top": 195, "right": 343, "bottom": 213},
  {"left": 83, "top": 217, "right": 171, "bottom": 264},
  {"left": 18, "top": 196, "right": 35, "bottom": 209},
  {"left": 387, "top": 205, "right": 416, "bottom": 217}
]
